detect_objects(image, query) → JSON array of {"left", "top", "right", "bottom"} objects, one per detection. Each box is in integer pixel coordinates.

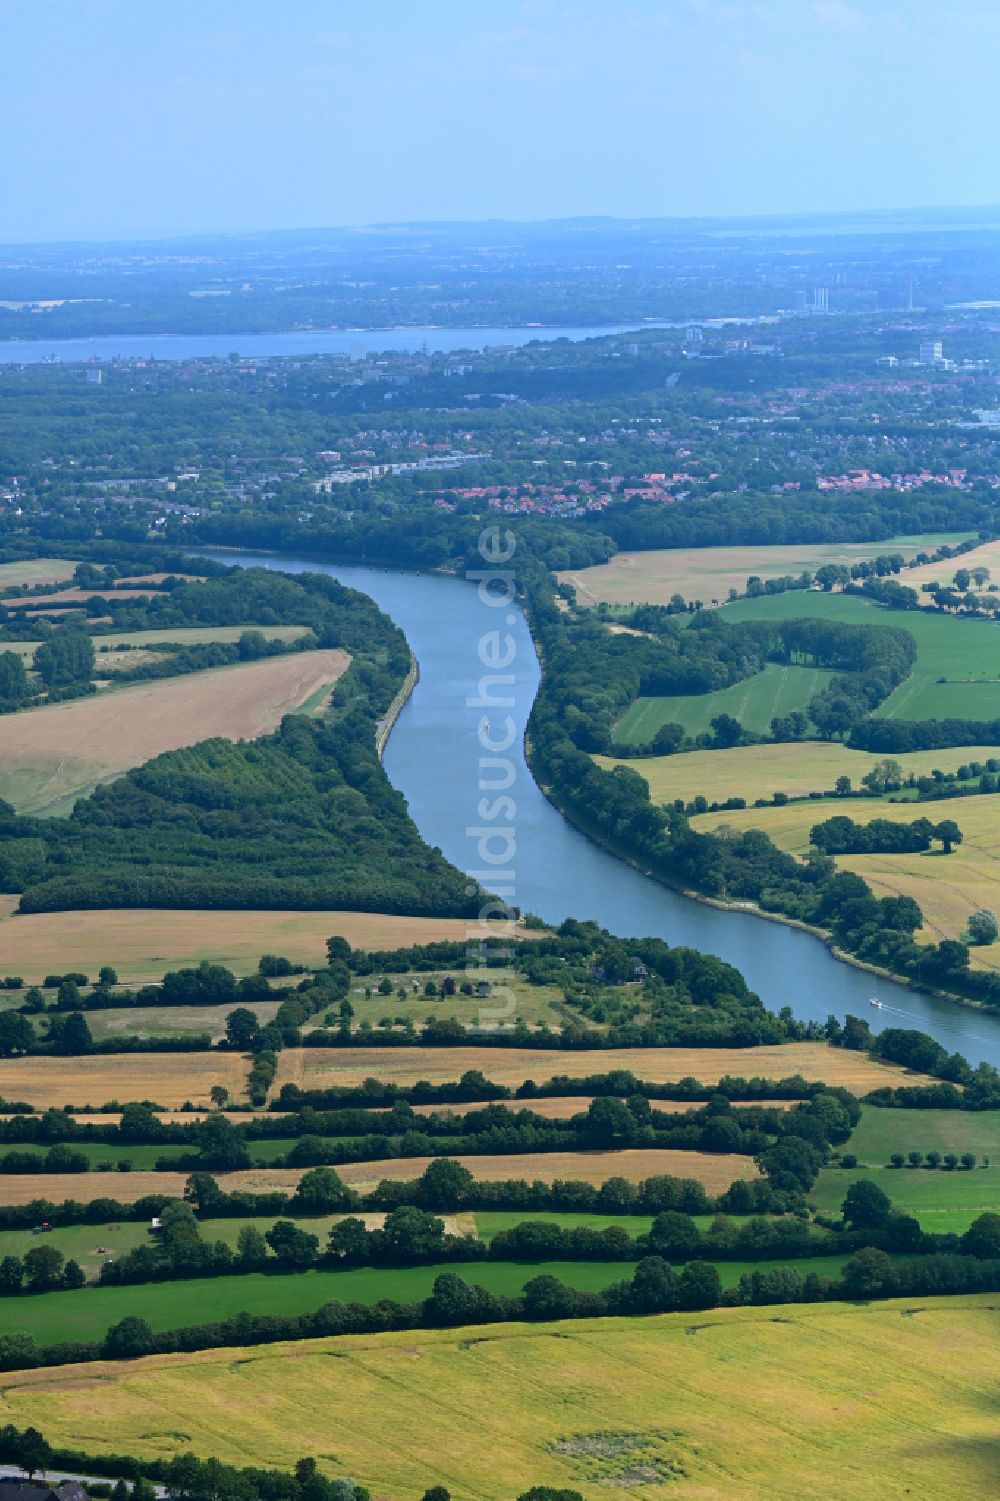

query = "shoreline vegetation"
[
  {"left": 521, "top": 562, "right": 1000, "bottom": 1020},
  {"left": 133, "top": 542, "right": 999, "bottom": 1023},
  {"left": 166, "top": 541, "right": 995, "bottom": 1021},
  {"left": 526, "top": 735, "right": 990, "bottom": 1017},
  {"left": 375, "top": 654, "right": 418, "bottom": 761}
]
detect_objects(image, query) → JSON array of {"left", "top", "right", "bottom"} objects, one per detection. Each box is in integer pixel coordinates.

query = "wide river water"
[{"left": 207, "top": 550, "right": 1000, "bottom": 1067}]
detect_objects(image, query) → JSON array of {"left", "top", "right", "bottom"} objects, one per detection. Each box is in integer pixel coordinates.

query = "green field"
[
  {"left": 0, "top": 1213, "right": 385, "bottom": 1282},
  {"left": 0, "top": 1136, "right": 324, "bottom": 1171},
  {"left": 807, "top": 1107, "right": 1000, "bottom": 1234},
  {"left": 0, "top": 1142, "right": 192, "bottom": 1170},
  {"left": 845, "top": 1107, "right": 1000, "bottom": 1164},
  {"left": 811, "top": 1162, "right": 1000, "bottom": 1233},
  {"left": 0, "top": 1212, "right": 740, "bottom": 1281},
  {"left": 618, "top": 590, "right": 1000, "bottom": 744},
  {"left": 722, "top": 590, "right": 1000, "bottom": 722},
  {"left": 0, "top": 1253, "right": 866, "bottom": 1346},
  {"left": 83, "top": 1000, "right": 282, "bottom": 1044},
  {"left": 5, "top": 1298, "right": 997, "bottom": 1499},
  {"left": 616, "top": 662, "right": 838, "bottom": 744},
  {"left": 0, "top": 558, "right": 77, "bottom": 590},
  {"left": 0, "top": 1210, "right": 798, "bottom": 1281},
  {"left": 473, "top": 1210, "right": 658, "bottom": 1240},
  {"left": 336, "top": 971, "right": 572, "bottom": 1030}
]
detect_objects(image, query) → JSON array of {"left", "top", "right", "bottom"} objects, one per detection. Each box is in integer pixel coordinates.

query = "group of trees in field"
[
  {"left": 0, "top": 651, "right": 29, "bottom": 710},
  {"left": 849, "top": 714, "right": 1000, "bottom": 753},
  {"left": 0, "top": 627, "right": 95, "bottom": 715},
  {"left": 809, "top": 814, "right": 963, "bottom": 856},
  {"left": 6, "top": 1202, "right": 1000, "bottom": 1374}
]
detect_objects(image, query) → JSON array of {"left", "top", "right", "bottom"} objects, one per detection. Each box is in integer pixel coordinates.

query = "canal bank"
[{"left": 202, "top": 549, "right": 1000, "bottom": 1067}]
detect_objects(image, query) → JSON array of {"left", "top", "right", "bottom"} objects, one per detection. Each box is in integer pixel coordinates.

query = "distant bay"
[{"left": 0, "top": 318, "right": 753, "bottom": 364}]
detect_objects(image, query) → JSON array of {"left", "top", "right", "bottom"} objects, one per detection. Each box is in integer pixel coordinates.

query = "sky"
[{"left": 3, "top": 0, "right": 1000, "bottom": 242}]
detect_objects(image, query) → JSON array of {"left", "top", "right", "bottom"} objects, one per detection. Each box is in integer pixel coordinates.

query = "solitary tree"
[
  {"left": 264, "top": 1220, "right": 319, "bottom": 1268},
  {"left": 961, "top": 1212, "right": 1000, "bottom": 1258},
  {"left": 102, "top": 1316, "right": 155, "bottom": 1359},
  {"left": 224, "top": 1007, "right": 260, "bottom": 1051},
  {"left": 841, "top": 1180, "right": 893, "bottom": 1230},
  {"left": 16, "top": 1427, "right": 50, "bottom": 1480},
  {"left": 710, "top": 713, "right": 743, "bottom": 749},
  {"left": 968, "top": 909, "right": 999, "bottom": 945},
  {"left": 935, "top": 820, "right": 963, "bottom": 854}
]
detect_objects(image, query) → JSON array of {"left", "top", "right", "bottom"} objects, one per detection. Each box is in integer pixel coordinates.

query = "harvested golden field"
[
  {"left": 0, "top": 559, "right": 76, "bottom": 588},
  {"left": 0, "top": 906, "right": 530, "bottom": 985},
  {"left": 0, "top": 1111, "right": 288, "bottom": 1127},
  {"left": 596, "top": 741, "right": 1000, "bottom": 807},
  {"left": 0, "top": 1167, "right": 308, "bottom": 1207},
  {"left": 2, "top": 628, "right": 308, "bottom": 663},
  {"left": 4, "top": 1298, "right": 997, "bottom": 1500},
  {"left": 0, "top": 1172, "right": 195, "bottom": 1206},
  {"left": 4, "top": 587, "right": 161, "bottom": 608},
  {"left": 0, "top": 1146, "right": 750, "bottom": 1206},
  {"left": 0, "top": 1052, "right": 249, "bottom": 1111},
  {"left": 0, "top": 648, "right": 350, "bottom": 813},
  {"left": 332, "top": 1149, "right": 756, "bottom": 1192},
  {"left": 410, "top": 1096, "right": 798, "bottom": 1119},
  {"left": 275, "top": 1041, "right": 929, "bottom": 1092},
  {"left": 905, "top": 536, "right": 1000, "bottom": 597},
  {"left": 558, "top": 535, "right": 965, "bottom": 608},
  {"left": 692, "top": 792, "right": 1000, "bottom": 971}
]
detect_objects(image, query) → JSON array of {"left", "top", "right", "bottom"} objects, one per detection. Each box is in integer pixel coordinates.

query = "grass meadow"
[
  {"left": 845, "top": 1107, "right": 1000, "bottom": 1164},
  {"left": 2, "top": 1299, "right": 996, "bottom": 1498},
  {"left": 810, "top": 1106, "right": 1000, "bottom": 1233},
  {"left": 722, "top": 589, "right": 1000, "bottom": 723},
  {"left": 0, "top": 1253, "right": 867, "bottom": 1347},
  {"left": 82, "top": 1001, "right": 283, "bottom": 1045},
  {"left": 691, "top": 791, "right": 1000, "bottom": 965},
  {"left": 0, "top": 902, "right": 517, "bottom": 986},
  {"left": 595, "top": 741, "right": 996, "bottom": 805},
  {"left": 0, "top": 1212, "right": 455, "bottom": 1283},
  {"left": 557, "top": 534, "right": 969, "bottom": 608},
  {"left": 811, "top": 1160, "right": 1000, "bottom": 1233},
  {"left": 336, "top": 972, "right": 572, "bottom": 1030},
  {"left": 0, "top": 558, "right": 77, "bottom": 589},
  {"left": 616, "top": 662, "right": 837, "bottom": 743},
  {"left": 615, "top": 588, "right": 1000, "bottom": 746}
]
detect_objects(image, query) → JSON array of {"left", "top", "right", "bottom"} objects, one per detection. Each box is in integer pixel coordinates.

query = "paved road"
[{"left": 1, "top": 1469, "right": 167, "bottom": 1498}]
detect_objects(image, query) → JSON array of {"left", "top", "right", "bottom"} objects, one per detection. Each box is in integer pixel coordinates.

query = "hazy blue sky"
[{"left": 3, "top": 0, "right": 998, "bottom": 241}]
